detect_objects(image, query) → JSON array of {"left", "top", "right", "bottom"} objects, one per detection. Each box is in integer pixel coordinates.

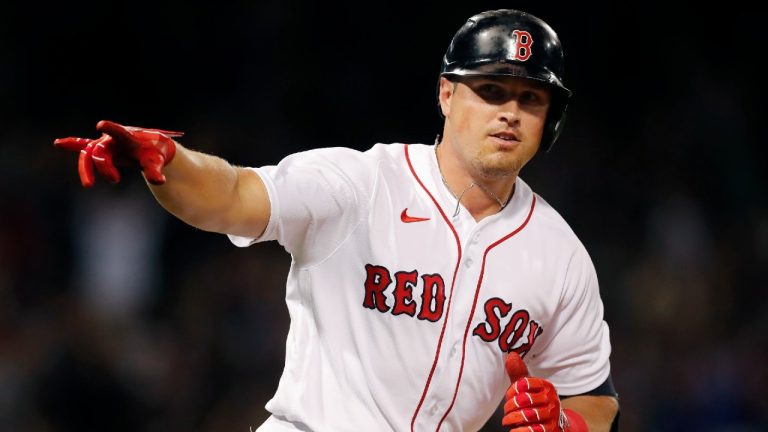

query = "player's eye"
[
  {"left": 474, "top": 83, "right": 507, "bottom": 102},
  {"left": 519, "top": 91, "right": 543, "bottom": 106}
]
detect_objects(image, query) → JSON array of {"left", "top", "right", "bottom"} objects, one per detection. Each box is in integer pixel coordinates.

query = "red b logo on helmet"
[{"left": 512, "top": 30, "right": 533, "bottom": 61}]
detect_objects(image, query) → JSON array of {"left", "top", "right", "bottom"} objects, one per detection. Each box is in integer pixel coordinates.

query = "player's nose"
[{"left": 497, "top": 103, "right": 520, "bottom": 126}]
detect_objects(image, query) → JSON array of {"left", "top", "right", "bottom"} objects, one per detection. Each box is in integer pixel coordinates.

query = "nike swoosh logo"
[{"left": 401, "top": 208, "right": 430, "bottom": 223}]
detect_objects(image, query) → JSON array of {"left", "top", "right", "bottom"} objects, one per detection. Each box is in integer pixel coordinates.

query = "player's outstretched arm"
[
  {"left": 503, "top": 353, "right": 618, "bottom": 432},
  {"left": 55, "top": 120, "right": 270, "bottom": 239},
  {"left": 148, "top": 142, "right": 270, "bottom": 238}
]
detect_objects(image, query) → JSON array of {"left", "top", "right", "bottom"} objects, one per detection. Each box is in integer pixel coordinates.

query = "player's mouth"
[{"left": 489, "top": 131, "right": 520, "bottom": 147}]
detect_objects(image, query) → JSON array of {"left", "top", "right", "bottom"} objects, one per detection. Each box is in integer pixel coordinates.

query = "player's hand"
[
  {"left": 503, "top": 353, "right": 588, "bottom": 432},
  {"left": 54, "top": 120, "right": 183, "bottom": 187}
]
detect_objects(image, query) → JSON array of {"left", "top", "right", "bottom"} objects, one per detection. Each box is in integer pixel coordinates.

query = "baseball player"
[{"left": 54, "top": 9, "right": 619, "bottom": 432}]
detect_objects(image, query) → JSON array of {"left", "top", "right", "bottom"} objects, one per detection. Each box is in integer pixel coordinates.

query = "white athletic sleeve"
[
  {"left": 227, "top": 147, "right": 368, "bottom": 266},
  {"left": 527, "top": 243, "right": 612, "bottom": 396}
]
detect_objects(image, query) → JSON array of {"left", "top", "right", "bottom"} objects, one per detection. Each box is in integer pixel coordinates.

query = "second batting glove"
[{"left": 503, "top": 353, "right": 589, "bottom": 432}]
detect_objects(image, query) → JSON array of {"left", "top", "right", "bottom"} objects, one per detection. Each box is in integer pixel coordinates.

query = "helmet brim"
[{"left": 441, "top": 63, "right": 571, "bottom": 97}]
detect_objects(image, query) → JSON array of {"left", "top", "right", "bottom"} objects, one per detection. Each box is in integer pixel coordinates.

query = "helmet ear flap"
[{"left": 542, "top": 89, "right": 570, "bottom": 152}]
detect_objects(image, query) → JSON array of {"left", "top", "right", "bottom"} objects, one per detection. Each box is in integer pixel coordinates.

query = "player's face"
[{"left": 438, "top": 75, "right": 551, "bottom": 180}]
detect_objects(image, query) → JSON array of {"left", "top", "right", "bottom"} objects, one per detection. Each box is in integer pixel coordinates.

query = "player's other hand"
[
  {"left": 54, "top": 120, "right": 183, "bottom": 187},
  {"left": 503, "top": 353, "right": 588, "bottom": 432}
]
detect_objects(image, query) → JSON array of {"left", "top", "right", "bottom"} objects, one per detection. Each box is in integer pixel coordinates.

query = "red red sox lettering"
[{"left": 363, "top": 264, "right": 544, "bottom": 355}]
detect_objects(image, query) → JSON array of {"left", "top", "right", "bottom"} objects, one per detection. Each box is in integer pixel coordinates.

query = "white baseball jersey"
[{"left": 228, "top": 143, "right": 612, "bottom": 432}]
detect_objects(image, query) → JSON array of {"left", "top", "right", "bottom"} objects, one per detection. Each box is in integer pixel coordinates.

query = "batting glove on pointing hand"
[
  {"left": 503, "top": 353, "right": 589, "bottom": 432},
  {"left": 54, "top": 120, "right": 183, "bottom": 188}
]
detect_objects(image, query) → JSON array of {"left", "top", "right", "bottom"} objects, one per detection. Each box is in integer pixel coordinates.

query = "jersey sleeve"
[
  {"left": 227, "top": 147, "right": 370, "bottom": 265},
  {"left": 527, "top": 243, "right": 612, "bottom": 396}
]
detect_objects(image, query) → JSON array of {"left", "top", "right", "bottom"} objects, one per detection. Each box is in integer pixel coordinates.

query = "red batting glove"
[
  {"left": 54, "top": 120, "right": 183, "bottom": 187},
  {"left": 503, "top": 353, "right": 589, "bottom": 432}
]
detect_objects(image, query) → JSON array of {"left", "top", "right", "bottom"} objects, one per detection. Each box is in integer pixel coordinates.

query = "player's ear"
[{"left": 438, "top": 76, "right": 455, "bottom": 117}]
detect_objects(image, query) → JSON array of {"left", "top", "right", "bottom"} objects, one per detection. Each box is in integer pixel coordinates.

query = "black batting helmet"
[{"left": 439, "top": 9, "right": 571, "bottom": 152}]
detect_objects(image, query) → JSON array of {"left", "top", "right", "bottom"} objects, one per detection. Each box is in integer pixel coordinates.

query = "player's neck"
[{"left": 434, "top": 141, "right": 516, "bottom": 222}]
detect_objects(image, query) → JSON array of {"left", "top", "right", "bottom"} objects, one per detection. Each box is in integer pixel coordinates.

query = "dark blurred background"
[{"left": 1, "top": 1, "right": 765, "bottom": 431}]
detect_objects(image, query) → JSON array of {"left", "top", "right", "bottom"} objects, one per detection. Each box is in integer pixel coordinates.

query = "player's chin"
[
  {"left": 500, "top": 147, "right": 537, "bottom": 171},
  {"left": 475, "top": 158, "right": 523, "bottom": 179},
  {"left": 488, "top": 138, "right": 537, "bottom": 159}
]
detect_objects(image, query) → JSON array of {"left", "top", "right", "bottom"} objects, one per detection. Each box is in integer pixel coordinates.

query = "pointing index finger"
[{"left": 54, "top": 137, "right": 92, "bottom": 151}]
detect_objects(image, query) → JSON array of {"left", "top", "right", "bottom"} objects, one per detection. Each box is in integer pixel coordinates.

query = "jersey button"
[
  {"left": 465, "top": 258, "right": 473, "bottom": 267},
  {"left": 450, "top": 344, "right": 458, "bottom": 357},
  {"left": 429, "top": 403, "right": 438, "bottom": 415}
]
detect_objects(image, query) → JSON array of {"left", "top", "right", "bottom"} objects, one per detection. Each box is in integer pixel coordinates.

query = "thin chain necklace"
[{"left": 433, "top": 140, "right": 512, "bottom": 217}]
